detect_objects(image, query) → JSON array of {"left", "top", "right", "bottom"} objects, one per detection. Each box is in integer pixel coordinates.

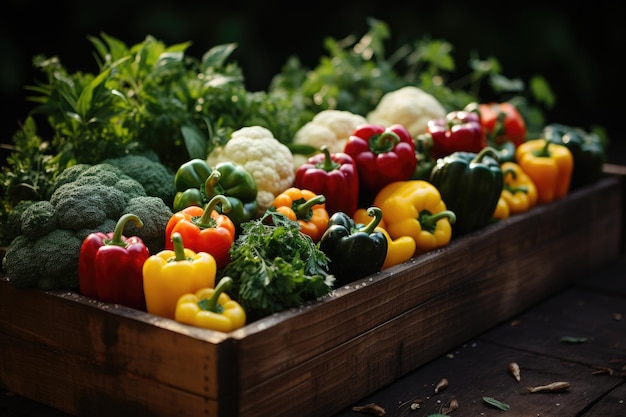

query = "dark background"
[{"left": 2, "top": 1, "right": 625, "bottom": 162}]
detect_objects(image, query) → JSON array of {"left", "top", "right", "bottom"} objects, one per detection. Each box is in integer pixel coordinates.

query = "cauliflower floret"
[
  {"left": 293, "top": 110, "right": 367, "bottom": 153},
  {"left": 207, "top": 126, "right": 294, "bottom": 212},
  {"left": 367, "top": 86, "right": 446, "bottom": 137}
]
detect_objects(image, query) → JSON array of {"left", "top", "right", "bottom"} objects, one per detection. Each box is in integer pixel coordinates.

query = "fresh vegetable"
[
  {"left": 377, "top": 227, "right": 416, "bottom": 270},
  {"left": 466, "top": 101, "right": 527, "bottom": 148},
  {"left": 344, "top": 123, "right": 417, "bottom": 200},
  {"left": 492, "top": 195, "right": 510, "bottom": 220},
  {"left": 78, "top": 214, "right": 150, "bottom": 310},
  {"left": 271, "top": 187, "right": 329, "bottom": 243},
  {"left": 318, "top": 207, "right": 388, "bottom": 286},
  {"left": 219, "top": 209, "right": 334, "bottom": 321},
  {"left": 412, "top": 134, "right": 436, "bottom": 180},
  {"left": 293, "top": 146, "right": 359, "bottom": 216},
  {"left": 426, "top": 110, "right": 487, "bottom": 159},
  {"left": 291, "top": 109, "right": 368, "bottom": 167},
  {"left": 143, "top": 232, "right": 217, "bottom": 319},
  {"left": 373, "top": 180, "right": 456, "bottom": 254},
  {"left": 165, "top": 195, "right": 235, "bottom": 270},
  {"left": 430, "top": 147, "right": 503, "bottom": 236},
  {"left": 367, "top": 86, "right": 447, "bottom": 137},
  {"left": 172, "top": 159, "right": 258, "bottom": 230},
  {"left": 2, "top": 163, "right": 172, "bottom": 290},
  {"left": 515, "top": 138, "right": 573, "bottom": 204},
  {"left": 542, "top": 123, "right": 606, "bottom": 189},
  {"left": 206, "top": 126, "right": 295, "bottom": 213},
  {"left": 500, "top": 161, "right": 538, "bottom": 214},
  {"left": 101, "top": 154, "right": 177, "bottom": 207},
  {"left": 175, "top": 277, "right": 246, "bottom": 332}
]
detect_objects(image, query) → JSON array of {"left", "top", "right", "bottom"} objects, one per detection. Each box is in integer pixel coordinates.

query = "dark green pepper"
[
  {"left": 542, "top": 123, "right": 606, "bottom": 189},
  {"left": 429, "top": 146, "right": 503, "bottom": 236},
  {"left": 491, "top": 140, "right": 517, "bottom": 163},
  {"left": 173, "top": 159, "right": 258, "bottom": 230},
  {"left": 318, "top": 207, "right": 388, "bottom": 286}
]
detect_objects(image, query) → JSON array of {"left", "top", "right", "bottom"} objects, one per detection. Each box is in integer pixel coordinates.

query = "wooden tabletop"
[{"left": 331, "top": 256, "right": 626, "bottom": 417}]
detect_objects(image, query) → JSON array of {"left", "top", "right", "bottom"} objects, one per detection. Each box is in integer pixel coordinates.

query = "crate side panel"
[
  {"left": 233, "top": 177, "right": 622, "bottom": 391},
  {"left": 0, "top": 282, "right": 236, "bottom": 405},
  {"left": 235, "top": 207, "right": 621, "bottom": 417},
  {"left": 0, "top": 334, "right": 224, "bottom": 417}
]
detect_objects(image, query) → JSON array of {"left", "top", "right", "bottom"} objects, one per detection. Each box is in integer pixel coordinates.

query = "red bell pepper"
[
  {"left": 469, "top": 101, "right": 527, "bottom": 148},
  {"left": 344, "top": 123, "right": 416, "bottom": 199},
  {"left": 165, "top": 194, "right": 235, "bottom": 270},
  {"left": 78, "top": 213, "right": 150, "bottom": 310},
  {"left": 426, "top": 110, "right": 487, "bottom": 160},
  {"left": 294, "top": 145, "right": 359, "bottom": 216}
]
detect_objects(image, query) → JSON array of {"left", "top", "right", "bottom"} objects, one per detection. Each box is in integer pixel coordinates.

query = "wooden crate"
[{"left": 0, "top": 175, "right": 623, "bottom": 417}]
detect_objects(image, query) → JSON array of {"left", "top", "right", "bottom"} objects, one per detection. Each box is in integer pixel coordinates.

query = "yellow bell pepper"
[
  {"left": 373, "top": 180, "right": 456, "bottom": 254},
  {"left": 515, "top": 138, "right": 573, "bottom": 204},
  {"left": 354, "top": 208, "right": 415, "bottom": 269},
  {"left": 175, "top": 277, "right": 246, "bottom": 332},
  {"left": 500, "top": 161, "right": 538, "bottom": 214},
  {"left": 143, "top": 232, "right": 217, "bottom": 319},
  {"left": 492, "top": 195, "right": 510, "bottom": 220}
]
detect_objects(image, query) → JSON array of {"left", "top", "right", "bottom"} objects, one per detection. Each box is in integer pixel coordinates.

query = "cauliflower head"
[
  {"left": 367, "top": 86, "right": 446, "bottom": 137},
  {"left": 293, "top": 109, "right": 367, "bottom": 155},
  {"left": 207, "top": 126, "right": 294, "bottom": 212}
]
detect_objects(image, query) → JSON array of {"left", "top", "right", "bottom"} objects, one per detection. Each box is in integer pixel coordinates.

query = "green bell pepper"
[
  {"left": 412, "top": 134, "right": 436, "bottom": 181},
  {"left": 429, "top": 146, "right": 503, "bottom": 236},
  {"left": 542, "top": 123, "right": 606, "bottom": 189},
  {"left": 318, "top": 207, "right": 388, "bottom": 286},
  {"left": 173, "top": 159, "right": 258, "bottom": 229}
]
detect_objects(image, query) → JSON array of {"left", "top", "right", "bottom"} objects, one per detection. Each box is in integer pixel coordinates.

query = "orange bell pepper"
[
  {"left": 271, "top": 187, "right": 329, "bottom": 243},
  {"left": 165, "top": 194, "right": 236, "bottom": 269},
  {"left": 515, "top": 139, "right": 573, "bottom": 205}
]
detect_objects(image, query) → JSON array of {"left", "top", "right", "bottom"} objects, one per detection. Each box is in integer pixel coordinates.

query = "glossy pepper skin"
[
  {"left": 79, "top": 213, "right": 150, "bottom": 310},
  {"left": 430, "top": 147, "right": 503, "bottom": 236},
  {"left": 344, "top": 123, "right": 417, "bottom": 200},
  {"left": 500, "top": 161, "right": 538, "bottom": 215},
  {"left": 374, "top": 180, "right": 457, "bottom": 254},
  {"left": 294, "top": 146, "right": 359, "bottom": 216},
  {"left": 175, "top": 277, "right": 246, "bottom": 332},
  {"left": 165, "top": 195, "right": 235, "bottom": 269},
  {"left": 542, "top": 123, "right": 606, "bottom": 189},
  {"left": 173, "top": 159, "right": 258, "bottom": 230},
  {"left": 271, "top": 187, "right": 329, "bottom": 243},
  {"left": 352, "top": 209, "right": 414, "bottom": 269},
  {"left": 319, "top": 207, "right": 388, "bottom": 286},
  {"left": 426, "top": 110, "right": 487, "bottom": 160},
  {"left": 412, "top": 134, "right": 436, "bottom": 180},
  {"left": 515, "top": 138, "right": 573, "bottom": 205},
  {"left": 466, "top": 101, "right": 527, "bottom": 148},
  {"left": 143, "top": 232, "right": 217, "bottom": 319}
]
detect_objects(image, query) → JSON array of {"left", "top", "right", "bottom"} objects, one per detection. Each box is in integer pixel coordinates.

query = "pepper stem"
[
  {"left": 195, "top": 194, "right": 232, "bottom": 228},
  {"left": 370, "top": 130, "right": 400, "bottom": 154},
  {"left": 418, "top": 210, "right": 456, "bottom": 234},
  {"left": 359, "top": 207, "right": 383, "bottom": 234},
  {"left": 532, "top": 138, "right": 552, "bottom": 158},
  {"left": 295, "top": 194, "right": 326, "bottom": 221},
  {"left": 198, "top": 276, "right": 233, "bottom": 313},
  {"left": 170, "top": 232, "right": 188, "bottom": 262},
  {"left": 473, "top": 146, "right": 500, "bottom": 164},
  {"left": 105, "top": 213, "right": 143, "bottom": 247},
  {"left": 317, "top": 145, "right": 340, "bottom": 172},
  {"left": 203, "top": 170, "right": 224, "bottom": 199}
]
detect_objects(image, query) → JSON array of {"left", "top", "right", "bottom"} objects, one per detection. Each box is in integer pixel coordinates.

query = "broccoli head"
[
  {"left": 121, "top": 196, "right": 173, "bottom": 253},
  {"left": 0, "top": 200, "right": 35, "bottom": 246},
  {"left": 2, "top": 228, "right": 82, "bottom": 290},
  {"left": 20, "top": 200, "right": 57, "bottom": 240},
  {"left": 46, "top": 163, "right": 92, "bottom": 198},
  {"left": 103, "top": 154, "right": 176, "bottom": 207}
]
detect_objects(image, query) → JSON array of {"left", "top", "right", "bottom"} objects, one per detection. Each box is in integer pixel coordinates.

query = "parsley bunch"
[{"left": 220, "top": 209, "right": 335, "bottom": 321}]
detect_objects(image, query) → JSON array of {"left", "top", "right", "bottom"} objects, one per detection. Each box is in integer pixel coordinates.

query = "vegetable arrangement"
[{"left": 0, "top": 19, "right": 610, "bottom": 331}]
